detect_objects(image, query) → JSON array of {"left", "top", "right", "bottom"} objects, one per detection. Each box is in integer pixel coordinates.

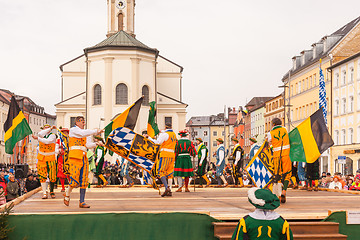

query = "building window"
[
  {"left": 298, "top": 82, "right": 301, "bottom": 93},
  {"left": 335, "top": 73, "right": 339, "bottom": 87},
  {"left": 115, "top": 83, "right": 128, "bottom": 105},
  {"left": 165, "top": 117, "right": 172, "bottom": 127},
  {"left": 342, "top": 98, "right": 346, "bottom": 114},
  {"left": 342, "top": 70, "right": 346, "bottom": 85},
  {"left": 93, "top": 84, "right": 102, "bottom": 105},
  {"left": 335, "top": 100, "right": 339, "bottom": 116},
  {"left": 349, "top": 96, "right": 354, "bottom": 112},
  {"left": 341, "top": 129, "right": 346, "bottom": 145},
  {"left": 350, "top": 68, "right": 354, "bottom": 83},
  {"left": 213, "top": 131, "right": 217, "bottom": 136},
  {"left": 194, "top": 131, "right": 198, "bottom": 136},
  {"left": 70, "top": 117, "right": 76, "bottom": 128},
  {"left": 335, "top": 130, "right": 339, "bottom": 145},
  {"left": 204, "top": 131, "right": 208, "bottom": 136},
  {"left": 213, "top": 141, "right": 217, "bottom": 147},
  {"left": 204, "top": 142, "right": 208, "bottom": 146},
  {"left": 310, "top": 76, "right": 312, "bottom": 87},
  {"left": 142, "top": 85, "right": 150, "bottom": 106},
  {"left": 314, "top": 74, "right": 317, "bottom": 86},
  {"left": 349, "top": 128, "right": 354, "bottom": 144}
]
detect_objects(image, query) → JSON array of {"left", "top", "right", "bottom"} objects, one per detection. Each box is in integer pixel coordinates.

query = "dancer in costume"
[
  {"left": 297, "top": 162, "right": 307, "bottom": 189},
  {"left": 94, "top": 138, "right": 108, "bottom": 188},
  {"left": 32, "top": 124, "right": 57, "bottom": 199},
  {"left": 174, "top": 130, "right": 196, "bottom": 192},
  {"left": 148, "top": 123, "right": 177, "bottom": 197},
  {"left": 305, "top": 158, "right": 319, "bottom": 191},
  {"left": 195, "top": 138, "right": 210, "bottom": 187},
  {"left": 232, "top": 188, "right": 293, "bottom": 240},
  {"left": 215, "top": 138, "right": 228, "bottom": 188},
  {"left": 55, "top": 128, "right": 70, "bottom": 192},
  {"left": 119, "top": 155, "right": 134, "bottom": 188},
  {"left": 265, "top": 118, "right": 292, "bottom": 203},
  {"left": 63, "top": 116, "right": 103, "bottom": 208},
  {"left": 231, "top": 138, "right": 244, "bottom": 188}
]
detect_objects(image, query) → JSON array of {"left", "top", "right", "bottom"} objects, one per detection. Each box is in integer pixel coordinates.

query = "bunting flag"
[
  {"left": 105, "top": 127, "right": 160, "bottom": 173},
  {"left": 147, "top": 101, "right": 159, "bottom": 138},
  {"left": 289, "top": 108, "right": 334, "bottom": 163},
  {"left": 244, "top": 141, "right": 273, "bottom": 189},
  {"left": 4, "top": 96, "right": 32, "bottom": 154},
  {"left": 319, "top": 63, "right": 327, "bottom": 124},
  {"left": 104, "top": 97, "right": 143, "bottom": 140}
]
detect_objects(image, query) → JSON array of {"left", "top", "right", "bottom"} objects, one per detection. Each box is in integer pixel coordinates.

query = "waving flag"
[
  {"left": 245, "top": 141, "right": 273, "bottom": 189},
  {"left": 319, "top": 63, "right": 327, "bottom": 124},
  {"left": 4, "top": 96, "right": 32, "bottom": 154},
  {"left": 289, "top": 108, "right": 334, "bottom": 163},
  {"left": 106, "top": 127, "right": 160, "bottom": 173},
  {"left": 104, "top": 97, "right": 143, "bottom": 140},
  {"left": 147, "top": 101, "right": 159, "bottom": 138}
]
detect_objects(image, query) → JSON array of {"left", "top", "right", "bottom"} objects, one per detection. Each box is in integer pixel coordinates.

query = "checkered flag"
[
  {"left": 246, "top": 157, "right": 273, "bottom": 189},
  {"left": 111, "top": 127, "right": 136, "bottom": 150}
]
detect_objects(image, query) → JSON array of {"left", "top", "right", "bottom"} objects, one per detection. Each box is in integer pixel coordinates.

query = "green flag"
[{"left": 147, "top": 101, "right": 159, "bottom": 138}]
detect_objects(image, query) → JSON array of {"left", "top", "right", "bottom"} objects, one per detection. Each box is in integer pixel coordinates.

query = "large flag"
[
  {"left": 4, "top": 96, "right": 32, "bottom": 154},
  {"left": 289, "top": 108, "right": 334, "bottom": 163},
  {"left": 147, "top": 101, "right": 159, "bottom": 138},
  {"left": 105, "top": 127, "right": 160, "bottom": 173},
  {"left": 104, "top": 97, "right": 143, "bottom": 140},
  {"left": 245, "top": 141, "right": 273, "bottom": 189},
  {"left": 319, "top": 64, "right": 327, "bottom": 124}
]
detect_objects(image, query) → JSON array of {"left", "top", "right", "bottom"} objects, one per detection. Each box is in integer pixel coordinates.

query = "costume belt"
[
  {"left": 39, "top": 151, "right": 55, "bottom": 156},
  {"left": 273, "top": 145, "right": 290, "bottom": 152},
  {"left": 160, "top": 148, "right": 174, "bottom": 153},
  {"left": 69, "top": 146, "right": 87, "bottom": 152},
  {"left": 178, "top": 153, "right": 190, "bottom": 156}
]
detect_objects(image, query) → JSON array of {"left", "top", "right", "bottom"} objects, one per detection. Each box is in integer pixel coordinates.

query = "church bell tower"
[{"left": 107, "top": 0, "right": 135, "bottom": 37}]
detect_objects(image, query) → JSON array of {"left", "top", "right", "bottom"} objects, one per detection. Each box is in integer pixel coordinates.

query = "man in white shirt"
[{"left": 64, "top": 116, "right": 103, "bottom": 208}]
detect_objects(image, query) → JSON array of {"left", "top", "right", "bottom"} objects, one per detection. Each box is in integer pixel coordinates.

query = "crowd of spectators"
[
  {"left": 0, "top": 164, "right": 41, "bottom": 205},
  {"left": 317, "top": 170, "right": 360, "bottom": 191}
]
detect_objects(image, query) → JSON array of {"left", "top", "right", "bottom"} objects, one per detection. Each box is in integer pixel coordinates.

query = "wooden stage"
[{"left": 12, "top": 187, "right": 360, "bottom": 220}]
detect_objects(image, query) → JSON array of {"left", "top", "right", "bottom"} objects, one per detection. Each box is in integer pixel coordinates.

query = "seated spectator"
[
  {"left": 349, "top": 175, "right": 360, "bottom": 191},
  {"left": 25, "top": 174, "right": 41, "bottom": 192},
  {"left": 243, "top": 175, "right": 250, "bottom": 185},
  {"left": 0, "top": 186, "right": 6, "bottom": 205},
  {"left": 329, "top": 175, "right": 342, "bottom": 190},
  {"left": 6, "top": 175, "right": 19, "bottom": 202},
  {"left": 319, "top": 177, "right": 329, "bottom": 188},
  {"left": 0, "top": 172, "right": 7, "bottom": 196},
  {"left": 344, "top": 178, "right": 354, "bottom": 190}
]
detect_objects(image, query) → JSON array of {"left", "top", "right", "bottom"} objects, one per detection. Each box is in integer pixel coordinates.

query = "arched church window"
[
  {"left": 116, "top": 83, "right": 128, "bottom": 105},
  {"left": 93, "top": 84, "right": 102, "bottom": 105},
  {"left": 142, "top": 85, "right": 149, "bottom": 105}
]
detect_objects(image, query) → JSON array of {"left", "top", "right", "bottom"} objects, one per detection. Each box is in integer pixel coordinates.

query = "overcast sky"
[{"left": 1, "top": 0, "right": 360, "bottom": 119}]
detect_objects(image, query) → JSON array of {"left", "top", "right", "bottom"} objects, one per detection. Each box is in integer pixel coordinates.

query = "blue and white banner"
[{"left": 319, "top": 66, "right": 327, "bottom": 125}]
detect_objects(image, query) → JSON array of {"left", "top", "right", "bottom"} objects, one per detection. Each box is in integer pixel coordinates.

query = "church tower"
[{"left": 107, "top": 0, "right": 135, "bottom": 37}]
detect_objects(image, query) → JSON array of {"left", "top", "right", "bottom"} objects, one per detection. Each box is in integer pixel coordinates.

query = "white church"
[{"left": 55, "top": 0, "right": 187, "bottom": 134}]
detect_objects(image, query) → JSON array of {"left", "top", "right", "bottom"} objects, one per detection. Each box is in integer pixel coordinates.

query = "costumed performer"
[
  {"left": 32, "top": 124, "right": 57, "bottom": 199},
  {"left": 55, "top": 128, "right": 69, "bottom": 192},
  {"left": 215, "top": 138, "right": 228, "bottom": 188},
  {"left": 174, "top": 130, "right": 196, "bottom": 192},
  {"left": 63, "top": 116, "right": 103, "bottom": 208},
  {"left": 265, "top": 118, "right": 292, "bottom": 203},
  {"left": 195, "top": 138, "right": 211, "bottom": 187},
  {"left": 232, "top": 188, "right": 293, "bottom": 240},
  {"left": 148, "top": 123, "right": 177, "bottom": 197},
  {"left": 231, "top": 137, "right": 245, "bottom": 188}
]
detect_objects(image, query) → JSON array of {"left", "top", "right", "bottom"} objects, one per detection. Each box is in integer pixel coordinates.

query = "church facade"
[{"left": 55, "top": 0, "right": 187, "bottom": 134}]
